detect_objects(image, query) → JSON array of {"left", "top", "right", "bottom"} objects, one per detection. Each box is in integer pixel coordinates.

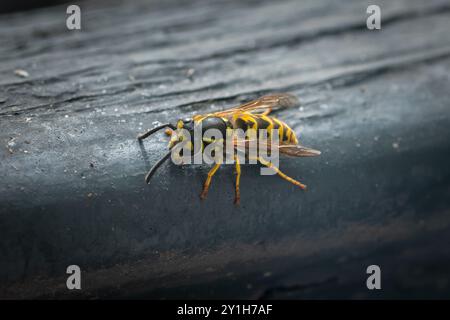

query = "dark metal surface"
[{"left": 1, "top": 0, "right": 450, "bottom": 299}]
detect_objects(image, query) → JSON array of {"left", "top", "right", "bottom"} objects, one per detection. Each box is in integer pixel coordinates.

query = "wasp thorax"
[{"left": 199, "top": 116, "right": 228, "bottom": 136}]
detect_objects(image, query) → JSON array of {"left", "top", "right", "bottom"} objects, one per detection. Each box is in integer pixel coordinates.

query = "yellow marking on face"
[{"left": 169, "top": 132, "right": 178, "bottom": 148}]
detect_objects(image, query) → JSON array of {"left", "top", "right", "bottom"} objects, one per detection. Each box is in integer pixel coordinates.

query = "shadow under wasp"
[{"left": 137, "top": 93, "right": 320, "bottom": 205}]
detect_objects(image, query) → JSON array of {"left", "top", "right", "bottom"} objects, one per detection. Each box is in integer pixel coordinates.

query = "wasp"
[{"left": 137, "top": 93, "right": 320, "bottom": 204}]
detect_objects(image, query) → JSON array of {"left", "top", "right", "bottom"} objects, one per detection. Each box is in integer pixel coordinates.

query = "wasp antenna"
[
  {"left": 145, "top": 150, "right": 172, "bottom": 184},
  {"left": 137, "top": 123, "right": 176, "bottom": 140}
]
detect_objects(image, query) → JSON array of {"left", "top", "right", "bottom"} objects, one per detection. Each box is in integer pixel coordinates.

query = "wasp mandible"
[{"left": 137, "top": 93, "right": 320, "bottom": 204}]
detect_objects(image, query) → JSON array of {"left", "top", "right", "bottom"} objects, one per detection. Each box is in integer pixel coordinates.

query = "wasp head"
[{"left": 168, "top": 118, "right": 195, "bottom": 149}]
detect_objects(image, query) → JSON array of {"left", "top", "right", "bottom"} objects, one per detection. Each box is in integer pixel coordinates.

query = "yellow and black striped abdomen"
[
  {"left": 232, "top": 113, "right": 298, "bottom": 145},
  {"left": 270, "top": 116, "right": 298, "bottom": 145}
]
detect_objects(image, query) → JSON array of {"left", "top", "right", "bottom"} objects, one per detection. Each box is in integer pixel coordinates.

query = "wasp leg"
[
  {"left": 234, "top": 155, "right": 241, "bottom": 205},
  {"left": 258, "top": 157, "right": 306, "bottom": 190},
  {"left": 200, "top": 162, "right": 221, "bottom": 200}
]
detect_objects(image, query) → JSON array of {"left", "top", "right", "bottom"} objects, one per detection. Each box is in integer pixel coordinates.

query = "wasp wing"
[
  {"left": 278, "top": 144, "right": 321, "bottom": 157},
  {"left": 213, "top": 93, "right": 299, "bottom": 117},
  {"left": 232, "top": 138, "right": 320, "bottom": 157}
]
